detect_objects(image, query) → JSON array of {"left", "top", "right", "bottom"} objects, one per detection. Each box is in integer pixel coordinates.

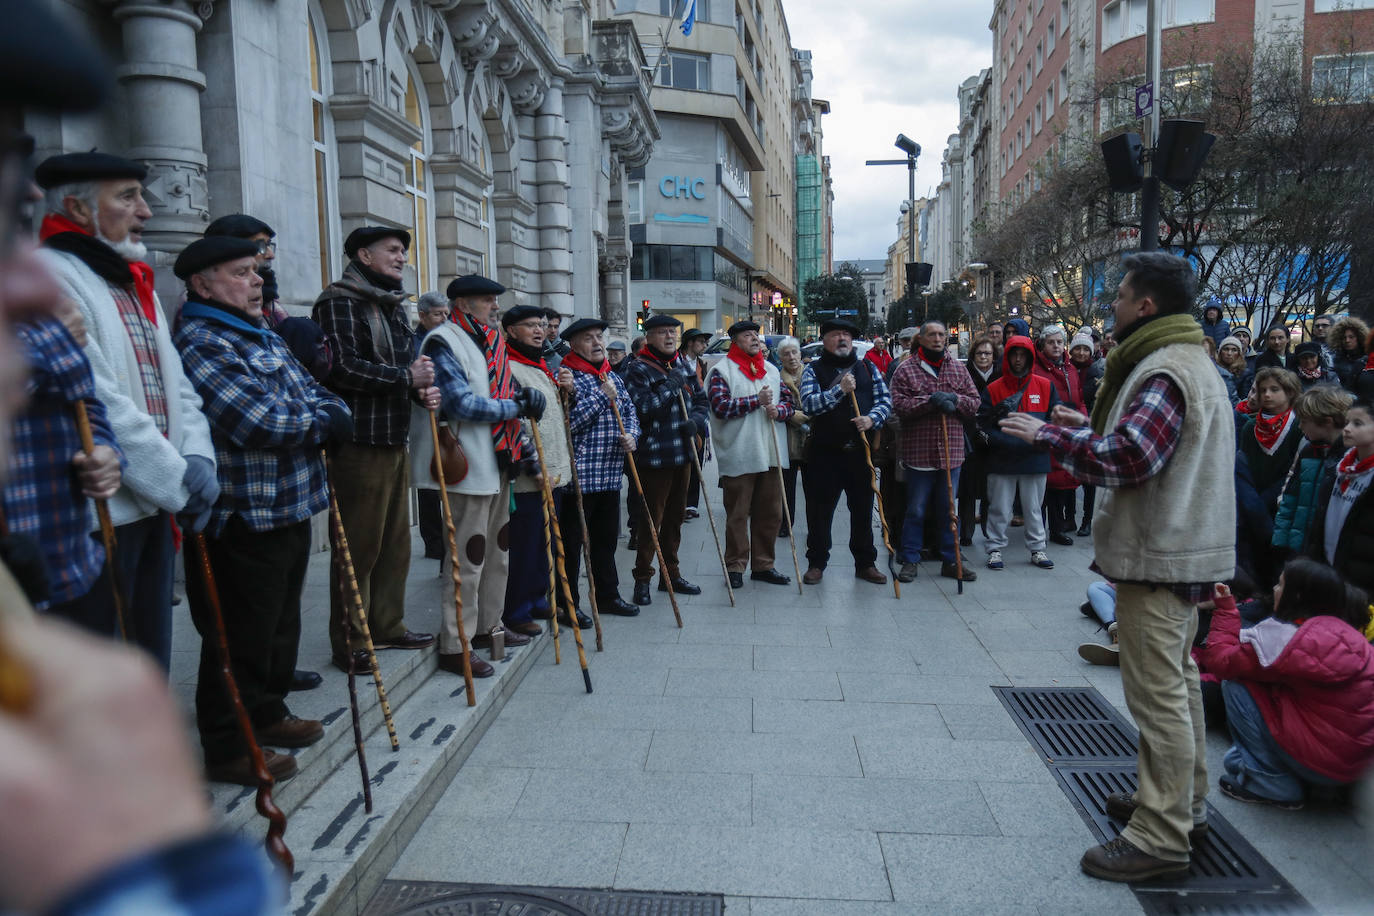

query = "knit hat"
[
  {"left": 1070, "top": 330, "right": 1095, "bottom": 352},
  {"left": 1219, "top": 335, "right": 1243, "bottom": 351}
]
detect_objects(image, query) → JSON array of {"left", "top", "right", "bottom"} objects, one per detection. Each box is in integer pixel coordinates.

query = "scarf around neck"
[
  {"left": 1253, "top": 409, "right": 1295, "bottom": 455},
  {"left": 40, "top": 213, "right": 159, "bottom": 324},
  {"left": 452, "top": 308, "right": 521, "bottom": 463},
  {"left": 1299, "top": 363, "right": 1324, "bottom": 381},
  {"left": 1336, "top": 447, "right": 1374, "bottom": 496},
  {"left": 507, "top": 339, "right": 555, "bottom": 382},
  {"left": 917, "top": 346, "right": 945, "bottom": 376},
  {"left": 1090, "top": 313, "right": 1204, "bottom": 434},
  {"left": 562, "top": 351, "right": 611, "bottom": 378},
  {"left": 726, "top": 342, "right": 767, "bottom": 380}
]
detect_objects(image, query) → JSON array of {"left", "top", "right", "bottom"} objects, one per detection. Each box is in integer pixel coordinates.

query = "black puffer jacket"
[{"left": 1307, "top": 461, "right": 1374, "bottom": 598}]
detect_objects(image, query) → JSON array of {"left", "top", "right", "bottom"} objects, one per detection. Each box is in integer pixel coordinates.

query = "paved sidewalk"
[{"left": 384, "top": 485, "right": 1374, "bottom": 914}]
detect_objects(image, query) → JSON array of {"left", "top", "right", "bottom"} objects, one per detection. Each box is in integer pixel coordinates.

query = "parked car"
[
  {"left": 800, "top": 339, "right": 872, "bottom": 363},
  {"left": 701, "top": 333, "right": 792, "bottom": 373}
]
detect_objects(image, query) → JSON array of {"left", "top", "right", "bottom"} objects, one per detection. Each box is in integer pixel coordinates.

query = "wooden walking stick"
[
  {"left": 940, "top": 416, "right": 964, "bottom": 595},
  {"left": 72, "top": 400, "right": 128, "bottom": 640},
  {"left": 676, "top": 390, "right": 733, "bottom": 606},
  {"left": 760, "top": 394, "right": 803, "bottom": 595},
  {"left": 529, "top": 420, "right": 592, "bottom": 693},
  {"left": 188, "top": 533, "right": 292, "bottom": 873},
  {"left": 850, "top": 389, "right": 900, "bottom": 599},
  {"left": 341, "top": 608, "right": 372, "bottom": 813},
  {"left": 539, "top": 490, "right": 561, "bottom": 664},
  {"left": 559, "top": 391, "right": 604, "bottom": 650},
  {"left": 323, "top": 454, "right": 401, "bottom": 748},
  {"left": 426, "top": 410, "right": 476, "bottom": 707},
  {"left": 607, "top": 393, "right": 682, "bottom": 627}
]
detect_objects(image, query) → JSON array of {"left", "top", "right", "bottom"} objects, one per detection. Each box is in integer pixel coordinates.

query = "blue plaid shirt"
[
  {"left": 175, "top": 301, "right": 345, "bottom": 535},
  {"left": 799, "top": 359, "right": 893, "bottom": 426},
  {"left": 567, "top": 368, "right": 640, "bottom": 492},
  {"left": 622, "top": 351, "right": 709, "bottom": 469},
  {"left": 3, "top": 318, "right": 121, "bottom": 607}
]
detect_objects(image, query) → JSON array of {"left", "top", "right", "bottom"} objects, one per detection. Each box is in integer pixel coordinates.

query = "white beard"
[{"left": 98, "top": 232, "right": 147, "bottom": 262}]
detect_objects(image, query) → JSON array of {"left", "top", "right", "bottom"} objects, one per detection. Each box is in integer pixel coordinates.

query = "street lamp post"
[{"left": 867, "top": 134, "right": 921, "bottom": 328}]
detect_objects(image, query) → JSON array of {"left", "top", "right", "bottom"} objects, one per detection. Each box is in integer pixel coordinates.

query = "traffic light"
[{"left": 637, "top": 299, "right": 651, "bottom": 331}]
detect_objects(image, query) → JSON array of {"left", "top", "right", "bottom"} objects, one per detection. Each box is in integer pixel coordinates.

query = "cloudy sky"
[{"left": 785, "top": 1, "right": 995, "bottom": 264}]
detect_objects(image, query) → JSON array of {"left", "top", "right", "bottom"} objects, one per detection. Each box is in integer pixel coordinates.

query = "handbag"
[{"left": 430, "top": 421, "right": 468, "bottom": 485}]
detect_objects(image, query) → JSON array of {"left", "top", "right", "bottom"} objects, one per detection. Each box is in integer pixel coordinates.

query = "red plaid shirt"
[
  {"left": 889, "top": 354, "right": 980, "bottom": 469},
  {"left": 109, "top": 282, "right": 168, "bottom": 435}
]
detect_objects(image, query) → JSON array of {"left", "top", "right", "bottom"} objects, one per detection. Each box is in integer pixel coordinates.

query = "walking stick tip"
[{"left": 582, "top": 669, "right": 593, "bottom": 693}]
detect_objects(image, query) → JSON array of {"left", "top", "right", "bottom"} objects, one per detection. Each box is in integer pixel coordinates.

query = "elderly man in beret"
[
  {"left": 203, "top": 213, "right": 285, "bottom": 327},
  {"left": 623, "top": 314, "right": 710, "bottom": 604},
  {"left": 412, "top": 274, "right": 545, "bottom": 678},
  {"left": 707, "top": 320, "right": 795, "bottom": 589},
  {"left": 798, "top": 318, "right": 893, "bottom": 586},
  {"left": 501, "top": 303, "right": 576, "bottom": 630},
  {"left": 35, "top": 151, "right": 218, "bottom": 670},
  {"left": 312, "top": 225, "right": 439, "bottom": 674},
  {"left": 558, "top": 317, "right": 642, "bottom": 618},
  {"left": 172, "top": 236, "right": 353, "bottom": 784}
]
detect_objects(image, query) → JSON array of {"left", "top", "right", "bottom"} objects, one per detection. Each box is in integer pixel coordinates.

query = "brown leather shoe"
[
  {"left": 802, "top": 567, "right": 824, "bottom": 585},
  {"left": 438, "top": 651, "right": 494, "bottom": 678},
  {"left": 206, "top": 748, "right": 298, "bottom": 786},
  {"left": 258, "top": 714, "right": 324, "bottom": 748},
  {"left": 1080, "top": 837, "right": 1189, "bottom": 882},
  {"left": 1104, "top": 792, "right": 1208, "bottom": 844},
  {"left": 471, "top": 630, "right": 531, "bottom": 649},
  {"left": 506, "top": 621, "right": 543, "bottom": 637},
  {"left": 332, "top": 649, "right": 373, "bottom": 674},
  {"left": 855, "top": 566, "right": 887, "bottom": 584},
  {"left": 374, "top": 630, "right": 435, "bottom": 650}
]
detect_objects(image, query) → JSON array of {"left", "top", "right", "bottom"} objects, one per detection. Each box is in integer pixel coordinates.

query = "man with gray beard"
[{"left": 35, "top": 152, "right": 218, "bottom": 672}]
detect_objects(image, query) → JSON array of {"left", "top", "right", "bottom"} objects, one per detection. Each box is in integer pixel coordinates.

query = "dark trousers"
[
  {"left": 1081, "top": 484, "right": 1097, "bottom": 523},
  {"left": 417, "top": 487, "right": 444, "bottom": 559},
  {"left": 633, "top": 464, "right": 690, "bottom": 582},
  {"left": 560, "top": 489, "right": 622, "bottom": 609},
  {"left": 60, "top": 512, "right": 176, "bottom": 670},
  {"left": 187, "top": 516, "right": 309, "bottom": 765},
  {"left": 1044, "top": 487, "right": 1076, "bottom": 534},
  {"left": 803, "top": 448, "right": 877, "bottom": 570},
  {"left": 505, "top": 488, "right": 561, "bottom": 626},
  {"left": 685, "top": 443, "right": 703, "bottom": 509},
  {"left": 781, "top": 462, "right": 802, "bottom": 534}
]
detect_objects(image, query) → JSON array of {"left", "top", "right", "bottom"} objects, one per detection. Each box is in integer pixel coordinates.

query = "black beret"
[
  {"left": 560, "top": 317, "right": 609, "bottom": 342},
  {"left": 205, "top": 213, "right": 274, "bottom": 239},
  {"left": 644, "top": 314, "right": 682, "bottom": 331},
  {"left": 174, "top": 237, "right": 260, "bottom": 281},
  {"left": 34, "top": 152, "right": 146, "bottom": 190},
  {"left": 1294, "top": 341, "right": 1322, "bottom": 358},
  {"left": 727, "top": 320, "right": 760, "bottom": 336},
  {"left": 344, "top": 225, "right": 410, "bottom": 258},
  {"left": 500, "top": 305, "right": 544, "bottom": 328},
  {"left": 681, "top": 328, "right": 711, "bottom": 343},
  {"left": 447, "top": 274, "right": 506, "bottom": 299},
  {"left": 820, "top": 318, "right": 860, "bottom": 337},
  {"left": 0, "top": 3, "right": 109, "bottom": 113}
]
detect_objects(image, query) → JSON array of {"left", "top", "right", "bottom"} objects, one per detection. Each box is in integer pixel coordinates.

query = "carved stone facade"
[{"left": 32, "top": 0, "right": 658, "bottom": 333}]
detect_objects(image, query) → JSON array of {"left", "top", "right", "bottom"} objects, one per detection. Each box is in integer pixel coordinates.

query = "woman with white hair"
[{"left": 775, "top": 336, "right": 810, "bottom": 536}]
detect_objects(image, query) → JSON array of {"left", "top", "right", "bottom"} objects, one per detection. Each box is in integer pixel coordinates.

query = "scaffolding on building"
[{"left": 795, "top": 153, "right": 824, "bottom": 332}]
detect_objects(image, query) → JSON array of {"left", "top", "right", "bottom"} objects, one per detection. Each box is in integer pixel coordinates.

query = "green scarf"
[{"left": 1090, "top": 313, "right": 1204, "bottom": 434}]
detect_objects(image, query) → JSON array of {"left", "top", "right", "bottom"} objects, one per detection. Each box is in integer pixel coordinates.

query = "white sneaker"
[
  {"left": 1030, "top": 550, "right": 1054, "bottom": 569},
  {"left": 986, "top": 550, "right": 1004, "bottom": 570}
]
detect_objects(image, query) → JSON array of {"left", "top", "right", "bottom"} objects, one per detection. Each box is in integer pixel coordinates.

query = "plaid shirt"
[
  {"left": 110, "top": 283, "right": 168, "bottom": 434},
  {"left": 623, "top": 351, "right": 710, "bottom": 469},
  {"left": 567, "top": 368, "right": 640, "bottom": 492},
  {"left": 799, "top": 360, "right": 891, "bottom": 425},
  {"left": 175, "top": 301, "right": 344, "bottom": 535},
  {"left": 3, "top": 318, "right": 121, "bottom": 606},
  {"left": 707, "top": 370, "right": 796, "bottom": 420},
  {"left": 312, "top": 264, "right": 417, "bottom": 446},
  {"left": 889, "top": 354, "right": 980, "bottom": 469},
  {"left": 1035, "top": 374, "right": 1207, "bottom": 602}
]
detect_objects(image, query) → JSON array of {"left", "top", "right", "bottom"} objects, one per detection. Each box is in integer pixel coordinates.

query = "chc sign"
[{"left": 659, "top": 176, "right": 707, "bottom": 200}]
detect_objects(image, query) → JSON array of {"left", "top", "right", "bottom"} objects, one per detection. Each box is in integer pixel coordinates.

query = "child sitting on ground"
[
  {"left": 1199, "top": 560, "right": 1374, "bottom": 809},
  {"left": 1271, "top": 386, "right": 1353, "bottom": 558}
]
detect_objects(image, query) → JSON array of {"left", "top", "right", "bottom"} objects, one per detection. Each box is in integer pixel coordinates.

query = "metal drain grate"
[
  {"left": 995, "top": 686, "right": 1314, "bottom": 915},
  {"left": 364, "top": 880, "right": 724, "bottom": 916}
]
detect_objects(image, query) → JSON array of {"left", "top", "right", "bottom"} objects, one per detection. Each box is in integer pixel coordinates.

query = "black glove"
[
  {"left": 662, "top": 369, "right": 687, "bottom": 392},
  {"left": 930, "top": 391, "right": 959, "bottom": 415},
  {"left": 515, "top": 387, "right": 546, "bottom": 421},
  {"left": 319, "top": 401, "right": 354, "bottom": 444},
  {"left": 676, "top": 418, "right": 699, "bottom": 437}
]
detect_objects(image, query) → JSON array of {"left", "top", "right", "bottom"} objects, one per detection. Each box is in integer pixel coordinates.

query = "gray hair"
[
  {"left": 776, "top": 335, "right": 800, "bottom": 354},
  {"left": 1038, "top": 324, "right": 1067, "bottom": 342},
  {"left": 417, "top": 291, "right": 450, "bottom": 313},
  {"left": 44, "top": 181, "right": 100, "bottom": 219},
  {"left": 919, "top": 320, "right": 946, "bottom": 335}
]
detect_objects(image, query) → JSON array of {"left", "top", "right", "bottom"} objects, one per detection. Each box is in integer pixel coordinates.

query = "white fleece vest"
[
  {"left": 410, "top": 323, "right": 503, "bottom": 496},
  {"left": 1093, "top": 343, "right": 1236, "bottom": 583},
  {"left": 707, "top": 357, "right": 788, "bottom": 478},
  {"left": 508, "top": 361, "right": 571, "bottom": 494}
]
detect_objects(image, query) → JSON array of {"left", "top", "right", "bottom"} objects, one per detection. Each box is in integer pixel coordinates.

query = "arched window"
[
  {"left": 307, "top": 11, "right": 338, "bottom": 289},
  {"left": 404, "top": 73, "right": 435, "bottom": 292}
]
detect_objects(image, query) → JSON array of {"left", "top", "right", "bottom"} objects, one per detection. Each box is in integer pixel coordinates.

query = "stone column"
[
  {"left": 533, "top": 78, "right": 573, "bottom": 317},
  {"left": 112, "top": 0, "right": 210, "bottom": 279}
]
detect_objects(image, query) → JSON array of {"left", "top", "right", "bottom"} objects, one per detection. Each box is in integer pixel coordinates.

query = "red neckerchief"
[
  {"left": 39, "top": 213, "right": 159, "bottom": 325},
  {"left": 1365, "top": 352, "right": 1374, "bottom": 371},
  {"left": 637, "top": 346, "right": 678, "bottom": 374},
  {"left": 1298, "top": 363, "right": 1323, "bottom": 380},
  {"left": 1253, "top": 409, "right": 1295, "bottom": 454},
  {"left": 726, "top": 342, "right": 767, "bottom": 380},
  {"left": 1336, "top": 447, "right": 1374, "bottom": 495},
  {"left": 507, "top": 343, "right": 556, "bottom": 382},
  {"left": 562, "top": 351, "right": 611, "bottom": 378}
]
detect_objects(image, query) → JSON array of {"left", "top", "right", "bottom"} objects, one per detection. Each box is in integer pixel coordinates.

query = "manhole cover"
[
  {"left": 377, "top": 890, "right": 588, "bottom": 915},
  {"left": 365, "top": 880, "right": 723, "bottom": 916}
]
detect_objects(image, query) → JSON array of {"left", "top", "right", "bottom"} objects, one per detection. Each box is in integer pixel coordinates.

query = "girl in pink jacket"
[{"left": 1200, "top": 559, "right": 1374, "bottom": 808}]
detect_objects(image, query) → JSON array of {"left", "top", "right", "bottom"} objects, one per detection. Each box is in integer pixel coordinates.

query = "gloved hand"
[
  {"left": 177, "top": 506, "right": 213, "bottom": 534},
  {"left": 662, "top": 369, "right": 687, "bottom": 392},
  {"left": 181, "top": 456, "right": 219, "bottom": 517},
  {"left": 676, "top": 418, "right": 699, "bottom": 438},
  {"left": 930, "top": 391, "right": 959, "bottom": 415},
  {"left": 515, "top": 387, "right": 546, "bottom": 421},
  {"left": 318, "top": 401, "right": 354, "bottom": 444}
]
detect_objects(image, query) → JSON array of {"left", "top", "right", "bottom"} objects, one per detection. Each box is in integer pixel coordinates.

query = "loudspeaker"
[
  {"left": 906, "top": 262, "right": 933, "bottom": 289},
  {"left": 1101, "top": 132, "right": 1143, "bottom": 193},
  {"left": 1156, "top": 119, "right": 1215, "bottom": 191}
]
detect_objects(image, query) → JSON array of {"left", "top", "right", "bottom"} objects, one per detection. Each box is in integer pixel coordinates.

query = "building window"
[
  {"left": 627, "top": 180, "right": 643, "bottom": 223},
  {"left": 1315, "top": 0, "right": 1374, "bottom": 8},
  {"left": 307, "top": 13, "right": 337, "bottom": 291},
  {"left": 662, "top": 0, "right": 710, "bottom": 19},
  {"left": 403, "top": 74, "right": 435, "bottom": 293},
  {"left": 1313, "top": 52, "right": 1374, "bottom": 102},
  {"left": 1061, "top": 0, "right": 1070, "bottom": 31},
  {"left": 1047, "top": 21, "right": 1056, "bottom": 54},
  {"left": 659, "top": 50, "right": 712, "bottom": 91},
  {"left": 1059, "top": 65, "right": 1069, "bottom": 105},
  {"left": 1046, "top": 84, "right": 1055, "bottom": 118},
  {"left": 629, "top": 244, "right": 716, "bottom": 282},
  {"left": 1103, "top": 0, "right": 1213, "bottom": 50},
  {"left": 1035, "top": 41, "right": 1043, "bottom": 74},
  {"left": 1034, "top": 102, "right": 1042, "bottom": 133}
]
